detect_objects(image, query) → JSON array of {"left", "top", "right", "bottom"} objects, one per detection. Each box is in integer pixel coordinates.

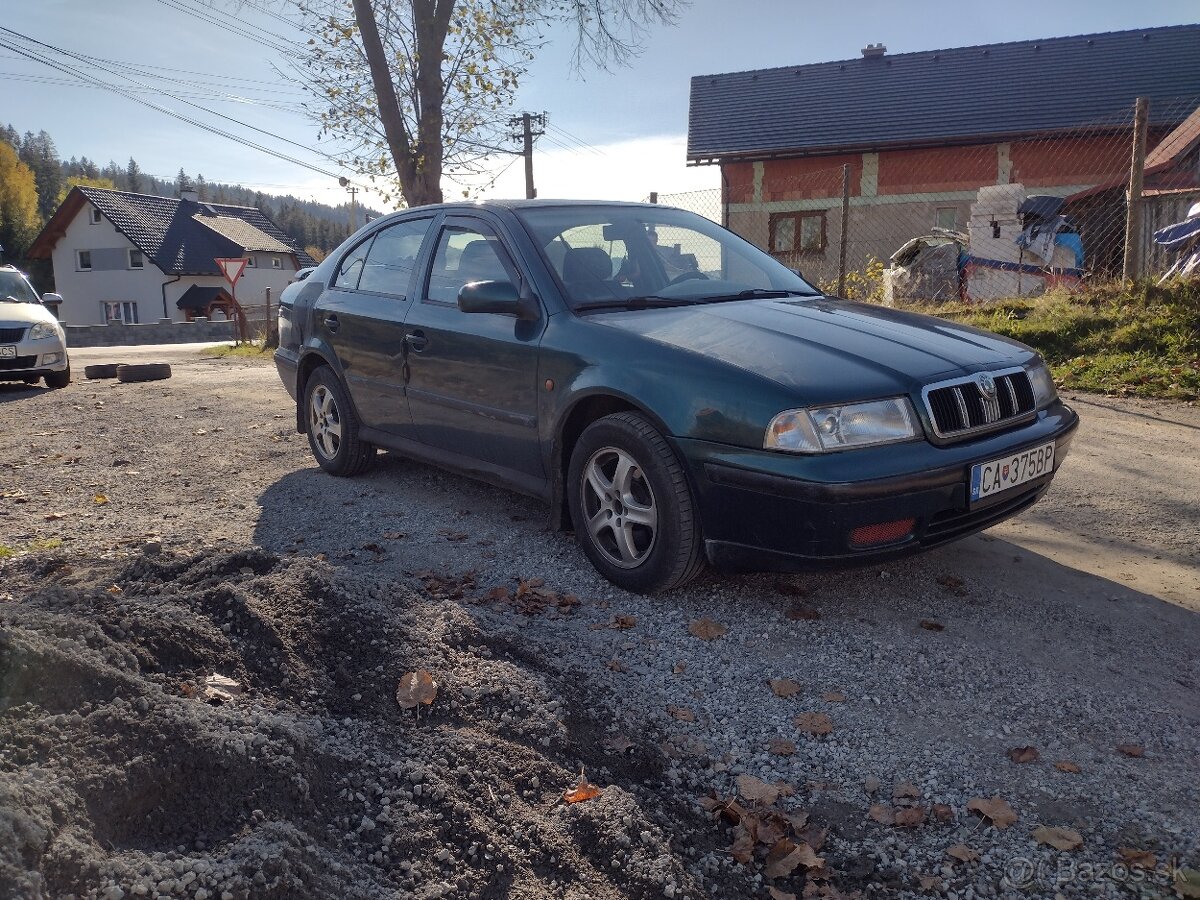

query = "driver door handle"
[
  {"left": 404, "top": 330, "right": 428, "bottom": 351},
  {"left": 322, "top": 313, "right": 340, "bottom": 333}
]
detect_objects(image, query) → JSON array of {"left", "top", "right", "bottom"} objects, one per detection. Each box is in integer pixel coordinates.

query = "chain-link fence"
[{"left": 658, "top": 95, "right": 1200, "bottom": 303}]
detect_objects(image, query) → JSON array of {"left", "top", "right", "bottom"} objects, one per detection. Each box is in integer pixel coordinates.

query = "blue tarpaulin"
[{"left": 1153, "top": 215, "right": 1200, "bottom": 250}]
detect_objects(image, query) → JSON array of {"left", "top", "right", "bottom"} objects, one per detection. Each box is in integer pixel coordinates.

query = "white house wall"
[{"left": 50, "top": 201, "right": 304, "bottom": 325}]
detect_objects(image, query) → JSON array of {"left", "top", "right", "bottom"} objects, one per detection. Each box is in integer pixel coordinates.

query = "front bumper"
[
  {"left": 678, "top": 400, "right": 1079, "bottom": 572},
  {"left": 0, "top": 337, "right": 69, "bottom": 380}
]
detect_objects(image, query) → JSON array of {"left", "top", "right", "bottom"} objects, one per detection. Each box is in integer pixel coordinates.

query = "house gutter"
[{"left": 161, "top": 275, "right": 181, "bottom": 319}]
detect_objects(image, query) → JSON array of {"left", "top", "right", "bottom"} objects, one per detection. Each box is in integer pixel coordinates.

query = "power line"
[{"left": 0, "top": 33, "right": 347, "bottom": 184}]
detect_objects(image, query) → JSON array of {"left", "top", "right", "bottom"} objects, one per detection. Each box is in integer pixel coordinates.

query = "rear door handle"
[
  {"left": 404, "top": 330, "right": 428, "bottom": 351},
  {"left": 323, "top": 314, "right": 340, "bottom": 332}
]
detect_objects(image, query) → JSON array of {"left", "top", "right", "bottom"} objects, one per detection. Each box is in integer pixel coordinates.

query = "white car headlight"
[
  {"left": 1025, "top": 359, "right": 1058, "bottom": 408},
  {"left": 28, "top": 322, "right": 61, "bottom": 341},
  {"left": 765, "top": 397, "right": 919, "bottom": 453}
]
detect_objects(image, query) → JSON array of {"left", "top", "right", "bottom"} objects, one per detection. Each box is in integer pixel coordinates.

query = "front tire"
[
  {"left": 44, "top": 365, "right": 71, "bottom": 389},
  {"left": 568, "top": 412, "right": 705, "bottom": 594},
  {"left": 303, "top": 365, "right": 374, "bottom": 476}
]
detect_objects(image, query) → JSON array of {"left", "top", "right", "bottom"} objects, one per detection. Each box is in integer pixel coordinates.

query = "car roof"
[{"left": 393, "top": 199, "right": 666, "bottom": 215}]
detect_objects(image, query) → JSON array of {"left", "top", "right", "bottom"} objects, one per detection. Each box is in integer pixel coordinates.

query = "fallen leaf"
[
  {"left": 868, "top": 804, "right": 895, "bottom": 825},
  {"left": 775, "top": 580, "right": 808, "bottom": 597},
  {"left": 794, "top": 712, "right": 833, "bottom": 736},
  {"left": 1033, "top": 825, "right": 1083, "bottom": 851},
  {"left": 362, "top": 542, "right": 384, "bottom": 554},
  {"left": 606, "top": 658, "right": 629, "bottom": 672},
  {"left": 202, "top": 674, "right": 243, "bottom": 703},
  {"left": 395, "top": 669, "right": 438, "bottom": 711},
  {"left": 1007, "top": 746, "right": 1040, "bottom": 764},
  {"left": 785, "top": 602, "right": 820, "bottom": 621},
  {"left": 106, "top": 584, "right": 122, "bottom": 595},
  {"left": 1116, "top": 743, "right": 1144, "bottom": 758},
  {"left": 893, "top": 781, "right": 921, "bottom": 799},
  {"left": 93, "top": 494, "right": 109, "bottom": 505},
  {"left": 1176, "top": 869, "right": 1200, "bottom": 899},
  {"left": 945, "top": 844, "right": 980, "bottom": 864},
  {"left": 436, "top": 528, "right": 469, "bottom": 542},
  {"left": 917, "top": 874, "right": 943, "bottom": 891},
  {"left": 894, "top": 806, "right": 926, "bottom": 827},
  {"left": 44, "top": 512, "right": 67, "bottom": 521},
  {"left": 785, "top": 810, "right": 809, "bottom": 832},
  {"left": 729, "top": 823, "right": 755, "bottom": 863},
  {"left": 919, "top": 619, "right": 945, "bottom": 632},
  {"left": 936, "top": 574, "right": 967, "bottom": 595},
  {"left": 485, "top": 586, "right": 512, "bottom": 601},
  {"left": 563, "top": 772, "right": 601, "bottom": 804},
  {"left": 1116, "top": 847, "right": 1157, "bottom": 868},
  {"left": 967, "top": 796, "right": 1017, "bottom": 830},
  {"left": 821, "top": 691, "right": 846, "bottom": 702},
  {"left": 1054, "top": 760, "right": 1081, "bottom": 774},
  {"left": 736, "top": 774, "right": 780, "bottom": 805},
  {"left": 769, "top": 888, "right": 797, "bottom": 900},
  {"left": 666, "top": 704, "right": 695, "bottom": 722},
  {"left": 931, "top": 803, "right": 953, "bottom": 822},
  {"left": 672, "top": 661, "right": 687, "bottom": 674},
  {"left": 383, "top": 531, "right": 407, "bottom": 540},
  {"left": 768, "top": 737, "right": 796, "bottom": 756},
  {"left": 769, "top": 678, "right": 803, "bottom": 698},
  {"left": 764, "top": 841, "right": 803, "bottom": 879},
  {"left": 611, "top": 614, "right": 637, "bottom": 629},
  {"left": 688, "top": 617, "right": 726, "bottom": 640},
  {"left": 602, "top": 734, "right": 634, "bottom": 753}
]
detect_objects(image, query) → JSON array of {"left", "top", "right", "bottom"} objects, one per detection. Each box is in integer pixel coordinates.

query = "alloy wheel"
[
  {"left": 580, "top": 446, "right": 658, "bottom": 568},
  {"left": 309, "top": 384, "right": 342, "bottom": 460}
]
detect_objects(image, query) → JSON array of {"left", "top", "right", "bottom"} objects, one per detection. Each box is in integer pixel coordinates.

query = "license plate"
[
  {"left": 970, "top": 440, "right": 1055, "bottom": 503},
  {"left": 0, "top": 346, "right": 15, "bottom": 359}
]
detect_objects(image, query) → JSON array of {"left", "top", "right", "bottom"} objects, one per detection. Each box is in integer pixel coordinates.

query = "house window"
[
  {"left": 102, "top": 301, "right": 139, "bottom": 324},
  {"left": 271, "top": 257, "right": 282, "bottom": 269},
  {"left": 769, "top": 211, "right": 827, "bottom": 255},
  {"left": 90, "top": 208, "right": 102, "bottom": 224},
  {"left": 77, "top": 250, "right": 93, "bottom": 271},
  {"left": 244, "top": 255, "right": 256, "bottom": 268},
  {"left": 935, "top": 207, "right": 958, "bottom": 230},
  {"left": 128, "top": 249, "right": 144, "bottom": 269}
]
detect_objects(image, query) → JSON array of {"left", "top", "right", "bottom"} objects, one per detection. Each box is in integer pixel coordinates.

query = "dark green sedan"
[{"left": 275, "top": 201, "right": 1077, "bottom": 593}]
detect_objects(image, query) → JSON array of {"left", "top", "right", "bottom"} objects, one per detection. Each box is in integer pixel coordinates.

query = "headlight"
[
  {"left": 765, "top": 397, "right": 919, "bottom": 453},
  {"left": 28, "top": 322, "right": 60, "bottom": 341},
  {"left": 1025, "top": 359, "right": 1058, "bottom": 407}
]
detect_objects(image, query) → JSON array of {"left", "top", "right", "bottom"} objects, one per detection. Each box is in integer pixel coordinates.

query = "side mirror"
[
  {"left": 457, "top": 280, "right": 538, "bottom": 321},
  {"left": 41, "top": 292, "right": 63, "bottom": 306}
]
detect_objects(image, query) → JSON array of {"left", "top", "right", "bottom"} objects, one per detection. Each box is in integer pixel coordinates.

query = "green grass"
[
  {"left": 0, "top": 545, "right": 13, "bottom": 558},
  {"left": 200, "top": 341, "right": 274, "bottom": 360},
  {"left": 895, "top": 280, "right": 1200, "bottom": 400},
  {"left": 1, "top": 537, "right": 63, "bottom": 557}
]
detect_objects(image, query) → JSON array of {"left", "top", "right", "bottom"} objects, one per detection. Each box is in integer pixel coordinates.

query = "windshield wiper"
[
  {"left": 694, "top": 288, "right": 821, "bottom": 303},
  {"left": 574, "top": 295, "right": 701, "bottom": 312}
]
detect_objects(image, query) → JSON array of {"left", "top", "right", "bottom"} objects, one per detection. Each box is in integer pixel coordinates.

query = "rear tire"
[
  {"left": 303, "top": 365, "right": 374, "bottom": 476},
  {"left": 568, "top": 412, "right": 705, "bottom": 594},
  {"left": 44, "top": 366, "right": 71, "bottom": 389},
  {"left": 117, "top": 363, "right": 172, "bottom": 383}
]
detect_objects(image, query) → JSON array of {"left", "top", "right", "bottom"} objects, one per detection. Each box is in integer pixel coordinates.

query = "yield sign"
[{"left": 215, "top": 257, "right": 249, "bottom": 287}]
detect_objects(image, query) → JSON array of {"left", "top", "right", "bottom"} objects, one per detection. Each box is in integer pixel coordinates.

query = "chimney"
[
  {"left": 861, "top": 43, "right": 886, "bottom": 59},
  {"left": 180, "top": 189, "right": 199, "bottom": 202}
]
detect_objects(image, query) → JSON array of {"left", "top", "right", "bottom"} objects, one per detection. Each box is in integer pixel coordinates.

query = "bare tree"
[{"left": 255, "top": 0, "right": 685, "bottom": 207}]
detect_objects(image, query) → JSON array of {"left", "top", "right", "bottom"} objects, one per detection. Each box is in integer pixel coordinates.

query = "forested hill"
[{"left": 1, "top": 125, "right": 383, "bottom": 261}]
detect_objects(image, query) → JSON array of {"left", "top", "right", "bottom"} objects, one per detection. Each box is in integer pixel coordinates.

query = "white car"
[{"left": 0, "top": 265, "right": 70, "bottom": 388}]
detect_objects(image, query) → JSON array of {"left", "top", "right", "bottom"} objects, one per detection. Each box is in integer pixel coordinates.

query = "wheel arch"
[
  {"left": 294, "top": 348, "right": 341, "bottom": 433},
  {"left": 549, "top": 391, "right": 674, "bottom": 531}
]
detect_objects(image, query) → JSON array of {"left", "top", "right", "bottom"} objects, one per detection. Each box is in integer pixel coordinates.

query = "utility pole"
[
  {"left": 1122, "top": 97, "right": 1149, "bottom": 283},
  {"left": 339, "top": 176, "right": 359, "bottom": 232},
  {"left": 509, "top": 112, "right": 546, "bottom": 199}
]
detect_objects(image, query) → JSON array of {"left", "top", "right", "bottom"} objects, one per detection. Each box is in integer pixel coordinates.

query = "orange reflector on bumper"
[{"left": 850, "top": 518, "right": 916, "bottom": 548}]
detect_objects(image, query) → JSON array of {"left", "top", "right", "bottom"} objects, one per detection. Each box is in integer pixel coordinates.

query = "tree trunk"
[{"left": 351, "top": 0, "right": 448, "bottom": 207}]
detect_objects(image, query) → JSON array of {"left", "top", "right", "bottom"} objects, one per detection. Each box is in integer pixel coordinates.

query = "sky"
[{"left": 2, "top": 0, "right": 1197, "bottom": 210}]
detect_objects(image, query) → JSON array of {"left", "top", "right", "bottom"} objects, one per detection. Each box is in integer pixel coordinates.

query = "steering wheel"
[{"left": 668, "top": 270, "right": 709, "bottom": 286}]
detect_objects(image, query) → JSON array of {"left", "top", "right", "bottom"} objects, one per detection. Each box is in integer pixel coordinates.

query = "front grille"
[
  {"left": 925, "top": 370, "right": 1034, "bottom": 438},
  {"left": 0, "top": 355, "right": 37, "bottom": 371},
  {"left": 0, "top": 326, "right": 26, "bottom": 342}
]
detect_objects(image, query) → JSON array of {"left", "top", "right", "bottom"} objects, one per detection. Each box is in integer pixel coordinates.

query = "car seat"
[{"left": 561, "top": 247, "right": 615, "bottom": 301}]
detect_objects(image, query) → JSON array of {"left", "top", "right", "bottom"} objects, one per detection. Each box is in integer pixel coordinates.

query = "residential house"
[
  {"left": 687, "top": 25, "right": 1200, "bottom": 279},
  {"left": 27, "top": 186, "right": 316, "bottom": 326}
]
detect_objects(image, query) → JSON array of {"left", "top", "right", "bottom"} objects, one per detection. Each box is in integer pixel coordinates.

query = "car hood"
[
  {"left": 593, "top": 297, "right": 1033, "bottom": 403},
  {"left": 0, "top": 301, "right": 58, "bottom": 327}
]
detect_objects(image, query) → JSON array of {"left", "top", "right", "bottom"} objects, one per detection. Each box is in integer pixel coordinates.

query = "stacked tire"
[{"left": 84, "top": 363, "right": 172, "bottom": 382}]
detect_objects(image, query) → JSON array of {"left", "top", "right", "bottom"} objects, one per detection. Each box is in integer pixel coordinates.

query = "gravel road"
[{"left": 1, "top": 347, "right": 1197, "bottom": 900}]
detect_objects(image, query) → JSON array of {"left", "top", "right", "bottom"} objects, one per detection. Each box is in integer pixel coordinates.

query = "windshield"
[
  {"left": 515, "top": 205, "right": 820, "bottom": 311},
  {"left": 0, "top": 270, "right": 41, "bottom": 303}
]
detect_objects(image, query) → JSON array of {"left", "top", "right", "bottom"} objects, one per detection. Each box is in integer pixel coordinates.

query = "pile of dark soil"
[{"left": 0, "top": 548, "right": 742, "bottom": 899}]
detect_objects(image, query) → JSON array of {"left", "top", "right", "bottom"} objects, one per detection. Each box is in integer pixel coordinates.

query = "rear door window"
[{"left": 358, "top": 218, "right": 432, "bottom": 295}]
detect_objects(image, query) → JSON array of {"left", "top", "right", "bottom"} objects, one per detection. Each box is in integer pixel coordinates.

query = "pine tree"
[
  {"left": 18, "top": 131, "right": 63, "bottom": 220},
  {"left": 176, "top": 168, "right": 191, "bottom": 195},
  {"left": 195, "top": 173, "right": 208, "bottom": 201},
  {"left": 125, "top": 157, "right": 144, "bottom": 193}
]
